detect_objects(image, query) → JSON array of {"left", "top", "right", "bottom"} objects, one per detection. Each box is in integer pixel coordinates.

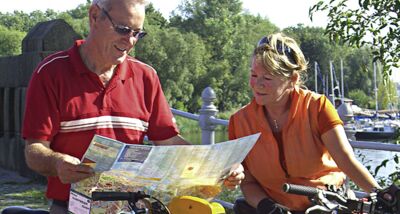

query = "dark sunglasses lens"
[
  {"left": 135, "top": 31, "right": 147, "bottom": 39},
  {"left": 115, "top": 26, "right": 131, "bottom": 35},
  {"left": 257, "top": 37, "right": 269, "bottom": 47}
]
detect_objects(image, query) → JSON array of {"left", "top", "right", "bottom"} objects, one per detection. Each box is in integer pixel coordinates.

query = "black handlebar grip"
[
  {"left": 91, "top": 191, "right": 133, "bottom": 201},
  {"left": 283, "top": 183, "right": 319, "bottom": 197}
]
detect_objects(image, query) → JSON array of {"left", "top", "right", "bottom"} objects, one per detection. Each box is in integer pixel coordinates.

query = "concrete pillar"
[{"left": 199, "top": 87, "right": 218, "bottom": 144}]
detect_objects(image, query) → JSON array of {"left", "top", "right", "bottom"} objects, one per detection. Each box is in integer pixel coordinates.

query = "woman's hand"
[{"left": 223, "top": 164, "right": 245, "bottom": 189}]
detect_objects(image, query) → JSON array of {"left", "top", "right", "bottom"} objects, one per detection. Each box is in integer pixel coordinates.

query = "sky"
[
  {"left": 1, "top": 0, "right": 399, "bottom": 82},
  {"left": 0, "top": 0, "right": 327, "bottom": 29}
]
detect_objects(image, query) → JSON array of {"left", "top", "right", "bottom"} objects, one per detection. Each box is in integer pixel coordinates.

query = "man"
[{"left": 21, "top": 0, "right": 244, "bottom": 213}]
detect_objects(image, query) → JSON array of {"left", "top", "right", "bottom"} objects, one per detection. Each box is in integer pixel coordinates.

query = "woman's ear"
[{"left": 291, "top": 72, "right": 299, "bottom": 85}]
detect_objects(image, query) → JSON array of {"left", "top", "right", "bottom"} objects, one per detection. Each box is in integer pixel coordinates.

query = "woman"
[{"left": 228, "top": 33, "right": 380, "bottom": 213}]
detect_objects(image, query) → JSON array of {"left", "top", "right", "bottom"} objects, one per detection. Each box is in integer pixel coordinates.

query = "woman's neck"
[
  {"left": 265, "top": 89, "right": 293, "bottom": 116},
  {"left": 264, "top": 89, "right": 293, "bottom": 132}
]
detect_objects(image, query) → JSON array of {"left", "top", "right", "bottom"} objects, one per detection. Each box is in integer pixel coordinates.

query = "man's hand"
[
  {"left": 223, "top": 164, "right": 245, "bottom": 189},
  {"left": 55, "top": 154, "right": 95, "bottom": 184},
  {"left": 25, "top": 139, "right": 95, "bottom": 183}
]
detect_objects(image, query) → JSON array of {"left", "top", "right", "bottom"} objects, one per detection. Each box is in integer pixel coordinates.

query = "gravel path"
[{"left": 0, "top": 167, "right": 49, "bottom": 210}]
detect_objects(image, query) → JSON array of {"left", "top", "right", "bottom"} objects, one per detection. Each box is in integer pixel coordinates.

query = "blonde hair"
[{"left": 254, "top": 33, "right": 308, "bottom": 86}]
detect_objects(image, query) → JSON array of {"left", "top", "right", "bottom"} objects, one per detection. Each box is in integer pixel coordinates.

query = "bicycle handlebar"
[
  {"left": 91, "top": 191, "right": 170, "bottom": 214},
  {"left": 283, "top": 183, "right": 400, "bottom": 214},
  {"left": 91, "top": 191, "right": 149, "bottom": 201},
  {"left": 282, "top": 183, "right": 319, "bottom": 196},
  {"left": 283, "top": 183, "right": 347, "bottom": 204}
]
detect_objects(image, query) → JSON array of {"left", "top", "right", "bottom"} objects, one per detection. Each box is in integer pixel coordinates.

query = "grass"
[{"left": 0, "top": 182, "right": 48, "bottom": 210}]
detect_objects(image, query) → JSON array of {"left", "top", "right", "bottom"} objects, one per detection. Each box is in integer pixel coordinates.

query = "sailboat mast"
[
  {"left": 330, "top": 61, "right": 335, "bottom": 105},
  {"left": 341, "top": 59, "right": 344, "bottom": 103},
  {"left": 315, "top": 61, "right": 318, "bottom": 93},
  {"left": 374, "top": 62, "right": 378, "bottom": 115}
]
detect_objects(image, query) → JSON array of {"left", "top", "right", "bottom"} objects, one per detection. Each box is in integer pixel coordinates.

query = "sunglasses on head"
[
  {"left": 257, "top": 36, "right": 296, "bottom": 64},
  {"left": 96, "top": 4, "right": 147, "bottom": 39}
]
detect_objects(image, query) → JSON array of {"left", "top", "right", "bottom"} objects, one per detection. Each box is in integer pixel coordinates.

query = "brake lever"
[{"left": 305, "top": 204, "right": 335, "bottom": 214}]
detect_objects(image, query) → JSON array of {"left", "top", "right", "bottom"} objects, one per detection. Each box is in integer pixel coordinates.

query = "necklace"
[{"left": 264, "top": 106, "right": 289, "bottom": 132}]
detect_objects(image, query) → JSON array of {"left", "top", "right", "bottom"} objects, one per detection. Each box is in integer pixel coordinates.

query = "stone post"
[{"left": 199, "top": 87, "right": 218, "bottom": 144}]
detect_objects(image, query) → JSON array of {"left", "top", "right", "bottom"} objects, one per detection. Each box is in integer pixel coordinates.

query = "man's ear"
[{"left": 88, "top": 4, "right": 99, "bottom": 25}]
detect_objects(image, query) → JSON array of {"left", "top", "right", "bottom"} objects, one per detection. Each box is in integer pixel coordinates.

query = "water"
[
  {"left": 180, "top": 130, "right": 228, "bottom": 145},
  {"left": 181, "top": 131, "right": 399, "bottom": 179},
  {"left": 354, "top": 146, "right": 399, "bottom": 179}
]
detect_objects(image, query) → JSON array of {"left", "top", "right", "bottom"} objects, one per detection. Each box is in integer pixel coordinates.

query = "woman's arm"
[
  {"left": 321, "top": 125, "right": 380, "bottom": 192},
  {"left": 241, "top": 170, "right": 269, "bottom": 208}
]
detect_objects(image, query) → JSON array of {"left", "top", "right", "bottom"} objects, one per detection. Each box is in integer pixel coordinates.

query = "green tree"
[
  {"left": 67, "top": 1, "right": 90, "bottom": 19},
  {"left": 0, "top": 10, "right": 58, "bottom": 32},
  {"left": 169, "top": 0, "right": 243, "bottom": 111},
  {"left": 377, "top": 76, "right": 398, "bottom": 110},
  {"left": 284, "top": 25, "right": 376, "bottom": 99},
  {"left": 284, "top": 25, "right": 340, "bottom": 92},
  {"left": 170, "top": 0, "right": 279, "bottom": 111},
  {"left": 344, "top": 48, "right": 374, "bottom": 95},
  {"left": 348, "top": 89, "right": 373, "bottom": 108},
  {"left": 221, "top": 14, "right": 279, "bottom": 109},
  {"left": 309, "top": 0, "right": 400, "bottom": 79},
  {"left": 134, "top": 26, "right": 208, "bottom": 112},
  {"left": 59, "top": 1, "right": 91, "bottom": 37},
  {"left": 145, "top": 3, "right": 168, "bottom": 28},
  {"left": 0, "top": 25, "right": 25, "bottom": 56},
  {"left": 57, "top": 11, "right": 89, "bottom": 37}
]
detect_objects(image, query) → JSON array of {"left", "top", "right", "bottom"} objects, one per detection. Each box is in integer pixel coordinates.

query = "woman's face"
[{"left": 249, "top": 57, "right": 294, "bottom": 106}]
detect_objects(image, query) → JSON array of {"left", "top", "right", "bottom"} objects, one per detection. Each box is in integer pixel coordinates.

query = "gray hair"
[{"left": 92, "top": 0, "right": 148, "bottom": 11}]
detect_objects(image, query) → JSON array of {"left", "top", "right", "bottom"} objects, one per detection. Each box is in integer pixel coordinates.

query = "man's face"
[{"left": 92, "top": 1, "right": 146, "bottom": 66}]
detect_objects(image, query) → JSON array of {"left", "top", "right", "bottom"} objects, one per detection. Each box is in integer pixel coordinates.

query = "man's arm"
[{"left": 25, "top": 139, "right": 94, "bottom": 184}]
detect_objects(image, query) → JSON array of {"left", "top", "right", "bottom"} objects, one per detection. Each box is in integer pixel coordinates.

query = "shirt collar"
[
  {"left": 68, "top": 40, "right": 133, "bottom": 81},
  {"left": 68, "top": 40, "right": 92, "bottom": 75},
  {"left": 115, "top": 57, "right": 133, "bottom": 81}
]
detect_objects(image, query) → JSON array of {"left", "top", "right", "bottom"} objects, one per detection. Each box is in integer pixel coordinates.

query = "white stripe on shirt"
[
  {"left": 60, "top": 116, "right": 149, "bottom": 133},
  {"left": 37, "top": 55, "right": 69, "bottom": 74}
]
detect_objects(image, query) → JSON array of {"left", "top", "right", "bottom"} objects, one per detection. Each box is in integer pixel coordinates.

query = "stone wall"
[{"left": 0, "top": 19, "right": 81, "bottom": 179}]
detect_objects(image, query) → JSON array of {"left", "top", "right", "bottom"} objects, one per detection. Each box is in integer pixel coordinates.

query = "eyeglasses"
[
  {"left": 97, "top": 5, "right": 147, "bottom": 39},
  {"left": 257, "top": 36, "right": 296, "bottom": 64}
]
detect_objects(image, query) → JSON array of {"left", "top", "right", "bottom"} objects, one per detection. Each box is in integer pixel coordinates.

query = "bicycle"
[
  {"left": 282, "top": 183, "right": 400, "bottom": 213},
  {"left": 91, "top": 190, "right": 225, "bottom": 214}
]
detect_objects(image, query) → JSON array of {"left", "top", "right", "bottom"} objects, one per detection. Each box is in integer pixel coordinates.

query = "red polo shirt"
[{"left": 22, "top": 40, "right": 179, "bottom": 201}]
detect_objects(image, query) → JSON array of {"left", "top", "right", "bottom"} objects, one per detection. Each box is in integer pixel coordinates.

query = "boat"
[{"left": 354, "top": 122, "right": 399, "bottom": 140}]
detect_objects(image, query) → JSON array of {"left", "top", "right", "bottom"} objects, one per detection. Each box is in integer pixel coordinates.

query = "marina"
[{"left": 354, "top": 122, "right": 399, "bottom": 141}]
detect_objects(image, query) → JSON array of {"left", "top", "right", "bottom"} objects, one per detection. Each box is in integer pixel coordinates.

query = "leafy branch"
[{"left": 309, "top": 0, "right": 400, "bottom": 80}]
